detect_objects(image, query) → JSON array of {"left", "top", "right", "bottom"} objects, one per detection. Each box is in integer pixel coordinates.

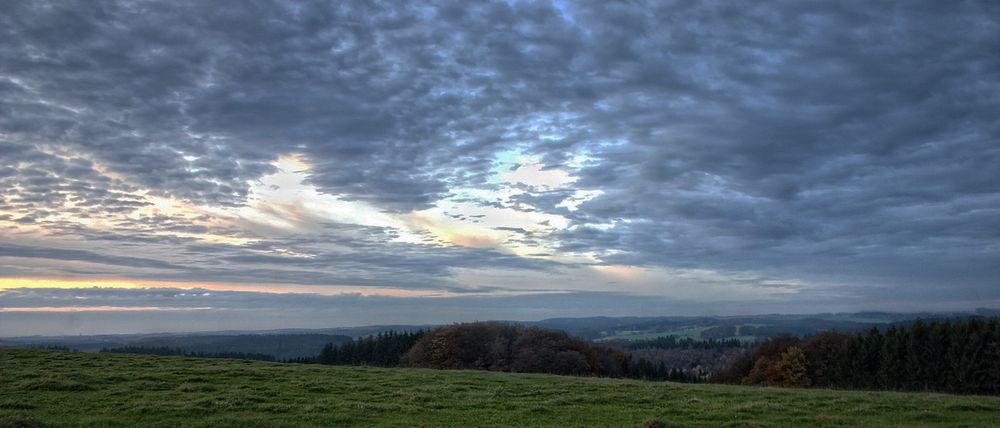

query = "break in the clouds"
[{"left": 1, "top": 1, "right": 998, "bottom": 333}]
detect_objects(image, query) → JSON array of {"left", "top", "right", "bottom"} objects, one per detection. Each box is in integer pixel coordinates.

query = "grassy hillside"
[
  {"left": 105, "top": 333, "right": 353, "bottom": 360},
  {"left": 1, "top": 349, "right": 998, "bottom": 427}
]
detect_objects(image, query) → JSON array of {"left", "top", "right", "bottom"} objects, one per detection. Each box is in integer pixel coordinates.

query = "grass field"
[{"left": 2, "top": 349, "right": 999, "bottom": 427}]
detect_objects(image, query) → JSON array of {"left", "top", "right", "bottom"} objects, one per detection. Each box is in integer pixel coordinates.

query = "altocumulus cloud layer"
[{"left": 1, "top": 0, "right": 998, "bottom": 333}]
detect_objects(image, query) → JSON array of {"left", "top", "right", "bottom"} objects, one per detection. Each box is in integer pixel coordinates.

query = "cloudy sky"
[{"left": 1, "top": 0, "right": 998, "bottom": 335}]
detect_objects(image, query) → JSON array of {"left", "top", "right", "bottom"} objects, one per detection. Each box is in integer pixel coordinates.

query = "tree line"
[
  {"left": 307, "top": 330, "right": 425, "bottom": 366},
  {"left": 100, "top": 346, "right": 277, "bottom": 362},
  {"left": 625, "top": 357, "right": 703, "bottom": 382},
  {"left": 712, "top": 318, "right": 1000, "bottom": 395},
  {"left": 304, "top": 323, "right": 703, "bottom": 382}
]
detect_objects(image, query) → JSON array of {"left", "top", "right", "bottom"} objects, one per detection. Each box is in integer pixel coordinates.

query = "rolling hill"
[{"left": 2, "top": 348, "right": 998, "bottom": 427}]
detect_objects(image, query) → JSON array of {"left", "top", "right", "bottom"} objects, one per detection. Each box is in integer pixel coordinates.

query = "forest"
[
  {"left": 713, "top": 318, "right": 1000, "bottom": 394},
  {"left": 91, "top": 318, "right": 1000, "bottom": 395},
  {"left": 304, "top": 323, "right": 704, "bottom": 382},
  {"left": 312, "top": 330, "right": 425, "bottom": 366},
  {"left": 302, "top": 319, "right": 1000, "bottom": 394}
]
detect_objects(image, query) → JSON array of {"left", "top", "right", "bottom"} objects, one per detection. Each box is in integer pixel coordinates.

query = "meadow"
[{"left": 1, "top": 348, "right": 998, "bottom": 427}]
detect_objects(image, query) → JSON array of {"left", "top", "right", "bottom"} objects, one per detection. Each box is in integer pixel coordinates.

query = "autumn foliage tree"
[
  {"left": 402, "top": 322, "right": 630, "bottom": 377},
  {"left": 713, "top": 318, "right": 1000, "bottom": 395},
  {"left": 771, "top": 346, "right": 810, "bottom": 388}
]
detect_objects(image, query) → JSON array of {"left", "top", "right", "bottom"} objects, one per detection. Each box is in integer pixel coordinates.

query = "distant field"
[
  {"left": 597, "top": 325, "right": 714, "bottom": 341},
  {"left": 2, "top": 349, "right": 999, "bottom": 427},
  {"left": 595, "top": 325, "right": 759, "bottom": 342}
]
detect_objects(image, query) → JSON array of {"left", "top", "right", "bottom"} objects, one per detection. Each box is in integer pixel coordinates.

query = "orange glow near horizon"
[
  {"left": 0, "top": 277, "right": 476, "bottom": 298},
  {"left": 0, "top": 306, "right": 214, "bottom": 313},
  {"left": 0, "top": 278, "right": 147, "bottom": 290}
]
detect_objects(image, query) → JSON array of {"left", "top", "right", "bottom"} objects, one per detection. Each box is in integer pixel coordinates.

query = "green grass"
[{"left": 2, "top": 349, "right": 999, "bottom": 427}]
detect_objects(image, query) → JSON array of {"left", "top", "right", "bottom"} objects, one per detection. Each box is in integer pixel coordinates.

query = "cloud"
[
  {"left": 0, "top": 242, "right": 184, "bottom": 271},
  {"left": 0, "top": 0, "right": 997, "bottom": 324},
  {"left": 0, "top": 217, "right": 559, "bottom": 291},
  {"left": 547, "top": 1, "right": 1000, "bottom": 293}
]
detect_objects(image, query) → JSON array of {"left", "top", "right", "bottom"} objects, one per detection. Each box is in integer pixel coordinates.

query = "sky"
[{"left": 1, "top": 0, "right": 998, "bottom": 336}]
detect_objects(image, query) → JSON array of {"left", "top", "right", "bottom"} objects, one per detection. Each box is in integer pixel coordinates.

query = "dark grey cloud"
[
  {"left": 1, "top": 0, "right": 998, "bottom": 317},
  {"left": 0, "top": 142, "right": 151, "bottom": 225},
  {"left": 0, "top": 0, "right": 586, "bottom": 210},
  {"left": 0, "top": 218, "right": 558, "bottom": 291},
  {"left": 545, "top": 1, "right": 1000, "bottom": 296},
  {"left": 0, "top": 242, "right": 183, "bottom": 270}
]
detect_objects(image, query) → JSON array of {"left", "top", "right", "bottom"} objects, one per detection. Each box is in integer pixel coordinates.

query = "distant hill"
[
  {"left": 119, "top": 333, "right": 353, "bottom": 360},
  {"left": 524, "top": 311, "right": 994, "bottom": 342},
  {"left": 2, "top": 310, "right": 994, "bottom": 358},
  {"left": 0, "top": 325, "right": 428, "bottom": 356},
  {"left": 1, "top": 333, "right": 351, "bottom": 360}
]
